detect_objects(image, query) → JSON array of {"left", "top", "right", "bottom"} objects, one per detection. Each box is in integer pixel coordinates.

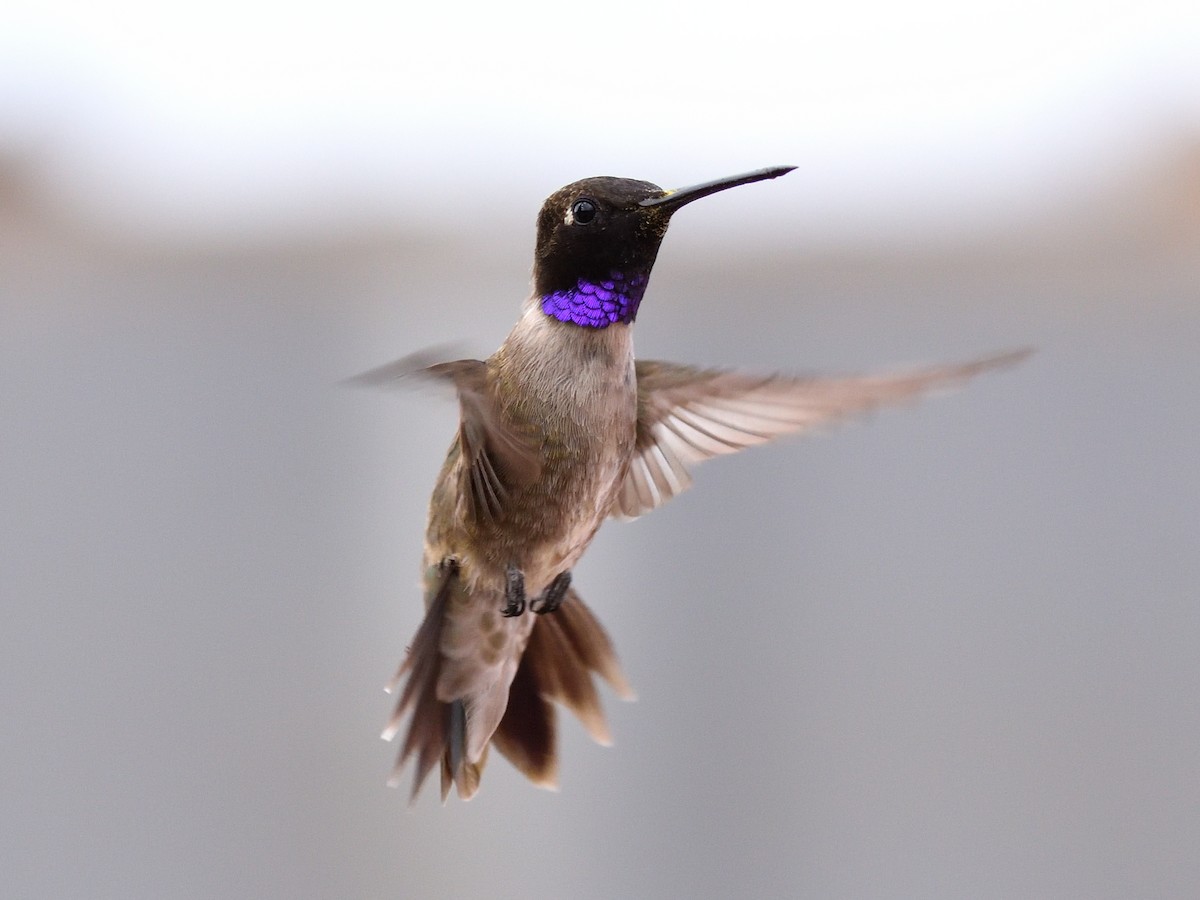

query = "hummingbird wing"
[
  {"left": 422, "top": 359, "right": 542, "bottom": 523},
  {"left": 613, "top": 349, "right": 1031, "bottom": 519},
  {"left": 348, "top": 352, "right": 541, "bottom": 523}
]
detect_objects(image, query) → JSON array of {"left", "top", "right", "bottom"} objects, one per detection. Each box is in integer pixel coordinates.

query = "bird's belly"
[{"left": 503, "top": 440, "right": 629, "bottom": 592}]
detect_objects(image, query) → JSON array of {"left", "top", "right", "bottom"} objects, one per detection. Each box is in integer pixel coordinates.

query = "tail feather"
[
  {"left": 551, "top": 589, "right": 636, "bottom": 701},
  {"left": 439, "top": 722, "right": 486, "bottom": 801},
  {"left": 490, "top": 653, "right": 558, "bottom": 787},
  {"left": 384, "top": 561, "right": 499, "bottom": 802},
  {"left": 491, "top": 588, "right": 632, "bottom": 784},
  {"left": 383, "top": 563, "right": 456, "bottom": 799},
  {"left": 386, "top": 575, "right": 632, "bottom": 801}
]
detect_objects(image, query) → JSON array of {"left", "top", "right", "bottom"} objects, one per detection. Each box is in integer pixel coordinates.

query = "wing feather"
[
  {"left": 347, "top": 350, "right": 540, "bottom": 524},
  {"left": 613, "top": 350, "right": 1030, "bottom": 519}
]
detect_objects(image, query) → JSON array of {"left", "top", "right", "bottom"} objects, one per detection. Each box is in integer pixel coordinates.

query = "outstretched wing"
[
  {"left": 348, "top": 350, "right": 540, "bottom": 523},
  {"left": 612, "top": 350, "right": 1030, "bottom": 519}
]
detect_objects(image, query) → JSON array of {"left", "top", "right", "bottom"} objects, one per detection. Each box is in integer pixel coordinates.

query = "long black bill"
[{"left": 639, "top": 165, "right": 795, "bottom": 212}]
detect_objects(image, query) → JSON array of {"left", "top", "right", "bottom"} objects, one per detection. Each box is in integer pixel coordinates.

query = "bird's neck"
[
  {"left": 538, "top": 270, "right": 649, "bottom": 328},
  {"left": 500, "top": 300, "right": 635, "bottom": 383}
]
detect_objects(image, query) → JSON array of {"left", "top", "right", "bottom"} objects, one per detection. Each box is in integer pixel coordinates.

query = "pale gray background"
[{"left": 3, "top": 3, "right": 1200, "bottom": 898}]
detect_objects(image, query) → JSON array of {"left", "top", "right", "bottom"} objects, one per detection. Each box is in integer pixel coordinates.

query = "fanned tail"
[{"left": 383, "top": 574, "right": 632, "bottom": 802}]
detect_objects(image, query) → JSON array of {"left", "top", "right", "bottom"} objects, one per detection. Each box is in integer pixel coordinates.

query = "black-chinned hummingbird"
[{"left": 354, "top": 166, "right": 1027, "bottom": 801}]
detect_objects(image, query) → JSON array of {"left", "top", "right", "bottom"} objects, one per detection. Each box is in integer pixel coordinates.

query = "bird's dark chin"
[{"left": 534, "top": 241, "right": 662, "bottom": 300}]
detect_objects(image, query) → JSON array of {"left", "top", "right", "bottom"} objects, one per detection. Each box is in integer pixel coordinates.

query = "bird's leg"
[
  {"left": 501, "top": 564, "right": 527, "bottom": 617},
  {"left": 530, "top": 571, "right": 571, "bottom": 615}
]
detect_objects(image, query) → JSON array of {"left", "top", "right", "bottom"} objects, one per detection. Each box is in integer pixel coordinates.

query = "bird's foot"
[
  {"left": 530, "top": 571, "right": 571, "bottom": 615},
  {"left": 501, "top": 566, "right": 571, "bottom": 616},
  {"left": 501, "top": 565, "right": 526, "bottom": 617}
]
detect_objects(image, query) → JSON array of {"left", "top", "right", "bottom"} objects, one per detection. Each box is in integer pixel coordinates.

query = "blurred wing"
[
  {"left": 348, "top": 350, "right": 541, "bottom": 523},
  {"left": 613, "top": 349, "right": 1030, "bottom": 519}
]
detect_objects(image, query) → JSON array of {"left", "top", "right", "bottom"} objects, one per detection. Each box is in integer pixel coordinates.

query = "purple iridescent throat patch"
[{"left": 540, "top": 271, "right": 648, "bottom": 328}]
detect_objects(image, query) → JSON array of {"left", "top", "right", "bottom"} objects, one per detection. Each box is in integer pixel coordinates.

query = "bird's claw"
[
  {"left": 530, "top": 571, "right": 571, "bottom": 615},
  {"left": 502, "top": 565, "right": 526, "bottom": 617},
  {"left": 502, "top": 566, "right": 571, "bottom": 616}
]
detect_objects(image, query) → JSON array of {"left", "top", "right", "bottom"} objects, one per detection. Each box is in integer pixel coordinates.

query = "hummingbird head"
[{"left": 533, "top": 166, "right": 795, "bottom": 328}]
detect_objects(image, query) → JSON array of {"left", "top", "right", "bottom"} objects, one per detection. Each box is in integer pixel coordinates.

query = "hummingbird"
[{"left": 355, "top": 166, "right": 1027, "bottom": 802}]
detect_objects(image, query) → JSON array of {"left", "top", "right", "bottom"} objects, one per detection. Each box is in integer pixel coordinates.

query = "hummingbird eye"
[{"left": 570, "top": 198, "right": 598, "bottom": 226}]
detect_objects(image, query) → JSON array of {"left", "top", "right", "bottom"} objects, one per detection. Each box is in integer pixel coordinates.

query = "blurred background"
[{"left": 2, "top": 1, "right": 1199, "bottom": 897}]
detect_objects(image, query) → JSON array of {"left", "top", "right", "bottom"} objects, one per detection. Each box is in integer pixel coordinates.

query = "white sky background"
[{"left": 2, "top": 0, "right": 1199, "bottom": 242}]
